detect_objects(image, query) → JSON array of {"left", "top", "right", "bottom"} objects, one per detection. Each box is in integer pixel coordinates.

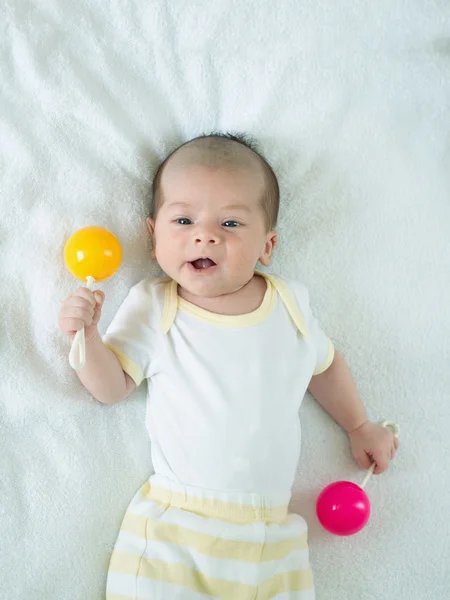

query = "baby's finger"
[
  {"left": 64, "top": 296, "right": 95, "bottom": 316},
  {"left": 71, "top": 287, "right": 96, "bottom": 307},
  {"left": 60, "top": 317, "right": 86, "bottom": 335},
  {"left": 355, "top": 451, "right": 372, "bottom": 470},
  {"left": 94, "top": 290, "right": 105, "bottom": 305},
  {"left": 62, "top": 301, "right": 90, "bottom": 320},
  {"left": 61, "top": 306, "right": 94, "bottom": 326},
  {"left": 373, "top": 454, "right": 390, "bottom": 474},
  {"left": 92, "top": 302, "right": 103, "bottom": 326},
  {"left": 394, "top": 437, "right": 400, "bottom": 451}
]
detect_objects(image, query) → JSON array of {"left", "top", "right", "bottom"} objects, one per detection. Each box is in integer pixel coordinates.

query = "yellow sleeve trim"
[
  {"left": 103, "top": 342, "right": 144, "bottom": 386},
  {"left": 313, "top": 339, "right": 335, "bottom": 375}
]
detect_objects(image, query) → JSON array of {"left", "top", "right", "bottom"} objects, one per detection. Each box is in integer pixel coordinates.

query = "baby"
[{"left": 59, "top": 133, "right": 399, "bottom": 600}]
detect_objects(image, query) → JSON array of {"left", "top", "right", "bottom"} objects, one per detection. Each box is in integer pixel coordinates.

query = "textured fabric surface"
[{"left": 1, "top": 1, "right": 449, "bottom": 599}]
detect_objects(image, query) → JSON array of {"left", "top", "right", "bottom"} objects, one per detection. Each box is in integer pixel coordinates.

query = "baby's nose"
[{"left": 194, "top": 228, "right": 220, "bottom": 244}]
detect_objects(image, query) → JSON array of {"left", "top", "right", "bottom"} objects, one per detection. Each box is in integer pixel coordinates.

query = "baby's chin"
[{"left": 177, "top": 270, "right": 252, "bottom": 300}]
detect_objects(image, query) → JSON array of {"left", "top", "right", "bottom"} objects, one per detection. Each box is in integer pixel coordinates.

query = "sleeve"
[
  {"left": 102, "top": 280, "right": 160, "bottom": 386},
  {"left": 288, "top": 279, "right": 335, "bottom": 376},
  {"left": 305, "top": 301, "right": 335, "bottom": 376}
]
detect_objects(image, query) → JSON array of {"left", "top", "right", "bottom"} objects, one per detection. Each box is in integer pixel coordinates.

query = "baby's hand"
[
  {"left": 59, "top": 288, "right": 105, "bottom": 343},
  {"left": 348, "top": 421, "right": 399, "bottom": 474}
]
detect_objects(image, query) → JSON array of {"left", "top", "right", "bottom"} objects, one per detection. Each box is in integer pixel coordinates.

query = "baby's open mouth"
[{"left": 189, "top": 258, "right": 217, "bottom": 270}]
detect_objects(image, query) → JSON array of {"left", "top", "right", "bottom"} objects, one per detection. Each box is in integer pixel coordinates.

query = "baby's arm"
[
  {"left": 308, "top": 350, "right": 367, "bottom": 433},
  {"left": 59, "top": 287, "right": 136, "bottom": 404},
  {"left": 308, "top": 350, "right": 399, "bottom": 473},
  {"left": 77, "top": 334, "right": 136, "bottom": 404}
]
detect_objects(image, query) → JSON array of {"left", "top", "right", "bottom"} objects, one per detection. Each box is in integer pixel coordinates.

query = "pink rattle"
[{"left": 316, "top": 420, "right": 400, "bottom": 536}]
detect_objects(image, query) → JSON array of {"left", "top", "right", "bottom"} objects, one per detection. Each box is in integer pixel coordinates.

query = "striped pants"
[{"left": 106, "top": 474, "right": 315, "bottom": 600}]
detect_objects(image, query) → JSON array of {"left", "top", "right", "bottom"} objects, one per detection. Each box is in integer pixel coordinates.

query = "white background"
[{"left": 1, "top": 1, "right": 449, "bottom": 598}]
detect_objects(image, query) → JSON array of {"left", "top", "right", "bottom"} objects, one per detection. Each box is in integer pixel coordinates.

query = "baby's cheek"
[{"left": 158, "top": 233, "right": 178, "bottom": 254}]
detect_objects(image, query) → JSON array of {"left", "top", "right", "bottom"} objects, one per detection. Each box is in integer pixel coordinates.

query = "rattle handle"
[
  {"left": 69, "top": 276, "right": 96, "bottom": 371},
  {"left": 359, "top": 420, "right": 400, "bottom": 490}
]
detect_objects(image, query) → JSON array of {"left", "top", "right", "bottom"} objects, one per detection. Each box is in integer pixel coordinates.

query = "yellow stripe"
[
  {"left": 313, "top": 339, "right": 335, "bottom": 375},
  {"left": 140, "top": 480, "right": 150, "bottom": 497},
  {"left": 177, "top": 277, "right": 276, "bottom": 328},
  {"left": 120, "top": 512, "right": 307, "bottom": 562},
  {"left": 262, "top": 273, "right": 310, "bottom": 338},
  {"left": 161, "top": 278, "right": 178, "bottom": 334},
  {"left": 109, "top": 552, "right": 313, "bottom": 599},
  {"left": 142, "top": 484, "right": 288, "bottom": 524},
  {"left": 106, "top": 595, "right": 136, "bottom": 600},
  {"left": 159, "top": 270, "right": 311, "bottom": 337},
  {"left": 103, "top": 342, "right": 144, "bottom": 386},
  {"left": 261, "top": 568, "right": 314, "bottom": 598}
]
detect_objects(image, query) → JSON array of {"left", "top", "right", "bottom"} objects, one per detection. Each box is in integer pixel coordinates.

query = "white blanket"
[{"left": 1, "top": 1, "right": 450, "bottom": 598}]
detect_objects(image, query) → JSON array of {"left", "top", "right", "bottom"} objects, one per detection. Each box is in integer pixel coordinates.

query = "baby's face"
[{"left": 148, "top": 164, "right": 276, "bottom": 299}]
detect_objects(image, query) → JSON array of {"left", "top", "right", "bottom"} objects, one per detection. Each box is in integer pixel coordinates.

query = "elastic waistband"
[{"left": 141, "top": 474, "right": 290, "bottom": 524}]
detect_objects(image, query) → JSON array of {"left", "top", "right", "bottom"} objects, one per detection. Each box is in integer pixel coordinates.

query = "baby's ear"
[
  {"left": 146, "top": 217, "right": 157, "bottom": 259},
  {"left": 259, "top": 230, "right": 277, "bottom": 266},
  {"left": 146, "top": 217, "right": 155, "bottom": 236}
]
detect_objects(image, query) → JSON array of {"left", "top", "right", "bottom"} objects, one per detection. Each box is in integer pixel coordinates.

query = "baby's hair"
[{"left": 150, "top": 132, "right": 279, "bottom": 231}]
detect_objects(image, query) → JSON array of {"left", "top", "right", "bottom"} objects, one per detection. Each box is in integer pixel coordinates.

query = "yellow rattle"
[{"left": 64, "top": 226, "right": 122, "bottom": 370}]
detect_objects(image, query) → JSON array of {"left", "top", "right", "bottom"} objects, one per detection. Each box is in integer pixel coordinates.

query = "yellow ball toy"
[
  {"left": 63, "top": 226, "right": 122, "bottom": 372},
  {"left": 64, "top": 226, "right": 122, "bottom": 283}
]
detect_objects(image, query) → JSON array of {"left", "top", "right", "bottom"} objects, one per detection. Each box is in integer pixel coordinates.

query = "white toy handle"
[
  {"left": 359, "top": 420, "right": 400, "bottom": 490},
  {"left": 69, "top": 276, "right": 96, "bottom": 371}
]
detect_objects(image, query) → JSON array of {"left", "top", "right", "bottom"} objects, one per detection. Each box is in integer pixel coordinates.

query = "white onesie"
[
  {"left": 103, "top": 271, "right": 334, "bottom": 600},
  {"left": 103, "top": 270, "right": 334, "bottom": 498}
]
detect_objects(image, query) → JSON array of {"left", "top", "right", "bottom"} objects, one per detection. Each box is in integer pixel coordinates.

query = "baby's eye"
[
  {"left": 175, "top": 218, "right": 193, "bottom": 225},
  {"left": 222, "top": 220, "right": 240, "bottom": 228}
]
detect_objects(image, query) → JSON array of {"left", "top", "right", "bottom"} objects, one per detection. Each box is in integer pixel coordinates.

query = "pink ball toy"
[
  {"left": 316, "top": 481, "right": 370, "bottom": 535},
  {"left": 316, "top": 421, "right": 400, "bottom": 536}
]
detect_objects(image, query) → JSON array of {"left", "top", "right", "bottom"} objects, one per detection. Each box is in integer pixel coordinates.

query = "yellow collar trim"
[
  {"left": 160, "top": 271, "right": 309, "bottom": 337},
  {"left": 177, "top": 276, "right": 275, "bottom": 328}
]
